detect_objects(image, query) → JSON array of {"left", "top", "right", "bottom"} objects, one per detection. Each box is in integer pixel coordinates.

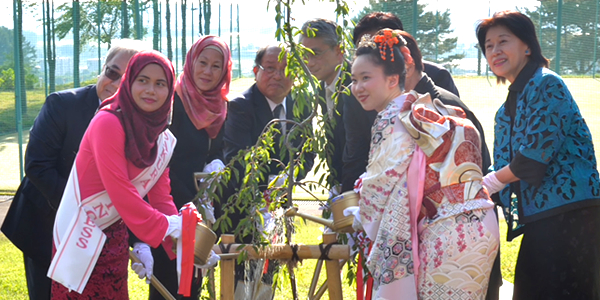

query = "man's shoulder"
[
  {"left": 46, "top": 85, "right": 97, "bottom": 107},
  {"left": 229, "top": 84, "right": 261, "bottom": 103}
]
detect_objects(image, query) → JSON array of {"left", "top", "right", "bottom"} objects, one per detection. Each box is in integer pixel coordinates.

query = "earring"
[{"left": 525, "top": 50, "right": 530, "bottom": 54}]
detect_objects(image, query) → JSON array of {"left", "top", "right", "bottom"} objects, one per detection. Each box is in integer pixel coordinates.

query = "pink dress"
[{"left": 51, "top": 111, "right": 178, "bottom": 299}]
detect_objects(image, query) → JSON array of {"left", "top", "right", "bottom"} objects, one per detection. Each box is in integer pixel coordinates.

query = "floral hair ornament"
[
  {"left": 373, "top": 29, "right": 402, "bottom": 61},
  {"left": 358, "top": 34, "right": 377, "bottom": 50}
]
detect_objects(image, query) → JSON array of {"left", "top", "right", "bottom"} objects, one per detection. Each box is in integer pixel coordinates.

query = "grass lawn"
[{"left": 0, "top": 219, "right": 357, "bottom": 299}]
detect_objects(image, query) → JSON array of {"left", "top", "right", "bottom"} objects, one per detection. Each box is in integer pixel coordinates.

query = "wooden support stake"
[
  {"left": 212, "top": 243, "right": 349, "bottom": 260},
  {"left": 220, "top": 234, "right": 236, "bottom": 300},
  {"left": 323, "top": 233, "right": 343, "bottom": 300}
]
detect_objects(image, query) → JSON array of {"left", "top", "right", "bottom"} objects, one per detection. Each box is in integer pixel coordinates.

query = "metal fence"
[{"left": 1, "top": 0, "right": 600, "bottom": 189}]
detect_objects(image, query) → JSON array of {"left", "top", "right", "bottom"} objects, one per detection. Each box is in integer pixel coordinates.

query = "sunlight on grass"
[{"left": 0, "top": 219, "right": 357, "bottom": 299}]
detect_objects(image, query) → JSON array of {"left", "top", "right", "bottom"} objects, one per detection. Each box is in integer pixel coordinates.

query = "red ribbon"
[{"left": 178, "top": 204, "right": 202, "bottom": 296}]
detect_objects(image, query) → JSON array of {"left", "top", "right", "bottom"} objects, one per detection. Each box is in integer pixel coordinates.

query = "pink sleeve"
[
  {"left": 90, "top": 113, "right": 170, "bottom": 248},
  {"left": 147, "top": 167, "right": 178, "bottom": 216}
]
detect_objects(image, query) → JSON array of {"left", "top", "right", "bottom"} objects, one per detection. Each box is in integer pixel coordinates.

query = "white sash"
[{"left": 48, "top": 130, "right": 176, "bottom": 294}]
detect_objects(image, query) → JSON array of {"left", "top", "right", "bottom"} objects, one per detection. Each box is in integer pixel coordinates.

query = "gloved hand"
[
  {"left": 194, "top": 250, "right": 221, "bottom": 269},
  {"left": 268, "top": 173, "right": 288, "bottom": 188},
  {"left": 328, "top": 184, "right": 341, "bottom": 199},
  {"left": 203, "top": 159, "right": 225, "bottom": 174},
  {"left": 482, "top": 171, "right": 506, "bottom": 195},
  {"left": 343, "top": 206, "right": 363, "bottom": 231},
  {"left": 131, "top": 243, "right": 154, "bottom": 284},
  {"left": 200, "top": 203, "right": 216, "bottom": 224},
  {"left": 164, "top": 214, "right": 182, "bottom": 240}
]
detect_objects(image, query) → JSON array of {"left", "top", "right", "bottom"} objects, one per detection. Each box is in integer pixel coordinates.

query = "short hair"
[
  {"left": 104, "top": 39, "right": 149, "bottom": 66},
  {"left": 397, "top": 31, "right": 424, "bottom": 73},
  {"left": 299, "top": 18, "right": 340, "bottom": 47},
  {"left": 353, "top": 12, "right": 404, "bottom": 46},
  {"left": 254, "top": 45, "right": 285, "bottom": 67},
  {"left": 355, "top": 29, "right": 407, "bottom": 91},
  {"left": 476, "top": 10, "right": 549, "bottom": 83}
]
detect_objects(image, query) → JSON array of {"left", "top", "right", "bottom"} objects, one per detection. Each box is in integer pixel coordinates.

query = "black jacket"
[
  {"left": 168, "top": 94, "right": 224, "bottom": 209},
  {"left": 1, "top": 85, "right": 100, "bottom": 268},
  {"left": 224, "top": 83, "right": 314, "bottom": 179},
  {"left": 317, "top": 63, "right": 350, "bottom": 187}
]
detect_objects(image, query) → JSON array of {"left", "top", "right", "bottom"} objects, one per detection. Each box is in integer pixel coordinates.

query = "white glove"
[
  {"left": 194, "top": 250, "right": 221, "bottom": 269},
  {"left": 482, "top": 171, "right": 506, "bottom": 195},
  {"left": 328, "top": 184, "right": 341, "bottom": 199},
  {"left": 164, "top": 214, "right": 182, "bottom": 240},
  {"left": 203, "top": 159, "right": 225, "bottom": 174},
  {"left": 268, "top": 173, "right": 288, "bottom": 188},
  {"left": 131, "top": 243, "right": 154, "bottom": 284},
  {"left": 200, "top": 203, "right": 216, "bottom": 224},
  {"left": 343, "top": 206, "right": 363, "bottom": 231}
]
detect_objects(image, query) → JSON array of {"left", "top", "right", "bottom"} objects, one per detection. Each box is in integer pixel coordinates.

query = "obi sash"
[{"left": 47, "top": 129, "right": 176, "bottom": 294}]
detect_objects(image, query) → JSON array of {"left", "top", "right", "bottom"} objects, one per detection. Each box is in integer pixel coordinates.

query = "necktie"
[
  {"left": 273, "top": 104, "right": 286, "bottom": 133},
  {"left": 325, "top": 88, "right": 334, "bottom": 118}
]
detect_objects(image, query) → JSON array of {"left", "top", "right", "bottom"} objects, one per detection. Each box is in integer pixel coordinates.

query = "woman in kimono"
[
  {"left": 351, "top": 29, "right": 499, "bottom": 299},
  {"left": 48, "top": 50, "right": 185, "bottom": 299}
]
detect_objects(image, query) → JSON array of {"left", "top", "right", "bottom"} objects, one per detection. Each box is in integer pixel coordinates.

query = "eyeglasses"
[
  {"left": 258, "top": 64, "right": 285, "bottom": 76},
  {"left": 104, "top": 65, "right": 123, "bottom": 81},
  {"left": 304, "top": 47, "right": 333, "bottom": 59}
]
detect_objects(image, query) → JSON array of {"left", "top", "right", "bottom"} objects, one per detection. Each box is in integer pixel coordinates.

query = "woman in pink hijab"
[{"left": 150, "top": 35, "right": 232, "bottom": 300}]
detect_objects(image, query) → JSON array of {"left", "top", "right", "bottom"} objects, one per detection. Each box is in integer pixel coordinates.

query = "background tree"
[
  {"left": 166, "top": 0, "right": 173, "bottom": 60},
  {"left": 54, "top": 1, "right": 124, "bottom": 51},
  {"left": 203, "top": 0, "right": 211, "bottom": 35},
  {"left": 524, "top": 0, "right": 600, "bottom": 74},
  {"left": 353, "top": 0, "right": 464, "bottom": 71},
  {"left": 45, "top": 0, "right": 56, "bottom": 93},
  {"left": 181, "top": 0, "right": 187, "bottom": 64},
  {"left": 153, "top": 0, "right": 159, "bottom": 50}
]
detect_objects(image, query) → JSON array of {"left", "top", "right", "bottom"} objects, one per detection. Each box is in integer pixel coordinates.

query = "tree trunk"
[
  {"left": 198, "top": 0, "right": 203, "bottom": 36},
  {"left": 204, "top": 0, "right": 210, "bottom": 35},
  {"left": 166, "top": 0, "right": 172, "bottom": 60},
  {"left": 17, "top": 0, "right": 26, "bottom": 113},
  {"left": 46, "top": 0, "right": 56, "bottom": 93},
  {"left": 181, "top": 0, "right": 186, "bottom": 65},
  {"left": 121, "top": 0, "right": 129, "bottom": 38},
  {"left": 153, "top": 0, "right": 159, "bottom": 50}
]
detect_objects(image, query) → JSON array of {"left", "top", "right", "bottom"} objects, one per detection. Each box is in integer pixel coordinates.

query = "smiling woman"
[{"left": 131, "top": 63, "right": 170, "bottom": 113}]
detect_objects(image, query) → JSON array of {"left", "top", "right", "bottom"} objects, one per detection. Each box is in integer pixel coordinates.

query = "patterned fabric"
[
  {"left": 402, "top": 91, "right": 498, "bottom": 299},
  {"left": 361, "top": 92, "right": 499, "bottom": 299},
  {"left": 51, "top": 221, "right": 129, "bottom": 299},
  {"left": 493, "top": 67, "right": 600, "bottom": 236},
  {"left": 360, "top": 94, "right": 417, "bottom": 295}
]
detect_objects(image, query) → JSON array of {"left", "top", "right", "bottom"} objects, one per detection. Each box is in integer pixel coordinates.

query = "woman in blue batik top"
[{"left": 477, "top": 10, "right": 600, "bottom": 300}]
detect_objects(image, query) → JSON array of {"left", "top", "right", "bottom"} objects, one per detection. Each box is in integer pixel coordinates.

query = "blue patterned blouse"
[{"left": 493, "top": 64, "right": 600, "bottom": 240}]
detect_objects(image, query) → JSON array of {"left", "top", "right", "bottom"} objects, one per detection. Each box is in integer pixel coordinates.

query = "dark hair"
[
  {"left": 300, "top": 18, "right": 339, "bottom": 47},
  {"left": 476, "top": 10, "right": 549, "bottom": 82},
  {"left": 354, "top": 29, "right": 407, "bottom": 90},
  {"left": 254, "top": 45, "right": 283, "bottom": 68},
  {"left": 397, "top": 31, "right": 424, "bottom": 73},
  {"left": 353, "top": 12, "right": 404, "bottom": 46}
]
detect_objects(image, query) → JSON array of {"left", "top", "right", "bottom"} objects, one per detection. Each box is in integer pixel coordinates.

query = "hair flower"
[{"left": 373, "top": 29, "right": 400, "bottom": 61}]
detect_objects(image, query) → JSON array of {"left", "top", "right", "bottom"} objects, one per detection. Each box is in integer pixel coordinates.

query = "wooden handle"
[{"left": 129, "top": 250, "right": 176, "bottom": 300}]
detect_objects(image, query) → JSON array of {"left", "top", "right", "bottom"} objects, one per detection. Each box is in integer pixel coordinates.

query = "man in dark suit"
[
  {"left": 299, "top": 18, "right": 348, "bottom": 194},
  {"left": 341, "top": 12, "right": 463, "bottom": 193},
  {"left": 223, "top": 45, "right": 315, "bottom": 298},
  {"left": 1, "top": 41, "right": 144, "bottom": 300}
]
